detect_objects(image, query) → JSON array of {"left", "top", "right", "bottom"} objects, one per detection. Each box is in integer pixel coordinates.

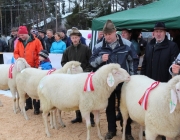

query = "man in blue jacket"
[{"left": 90, "top": 20, "right": 139, "bottom": 140}]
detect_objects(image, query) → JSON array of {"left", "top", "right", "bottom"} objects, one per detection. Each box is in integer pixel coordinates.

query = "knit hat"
[
  {"left": 18, "top": 26, "right": 28, "bottom": 34},
  {"left": 103, "top": 20, "right": 116, "bottom": 34},
  {"left": 70, "top": 27, "right": 82, "bottom": 36},
  {"left": 39, "top": 50, "right": 49, "bottom": 59},
  {"left": 154, "top": 22, "right": 166, "bottom": 30}
]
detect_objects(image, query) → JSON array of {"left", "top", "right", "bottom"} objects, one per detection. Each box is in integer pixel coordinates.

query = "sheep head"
[
  {"left": 107, "top": 66, "right": 130, "bottom": 87},
  {"left": 63, "top": 61, "right": 83, "bottom": 74},
  {"left": 95, "top": 64, "right": 130, "bottom": 88},
  {"left": 14, "top": 58, "right": 31, "bottom": 72}
]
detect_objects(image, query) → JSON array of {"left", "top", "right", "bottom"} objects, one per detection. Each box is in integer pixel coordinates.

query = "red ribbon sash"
[
  {"left": 8, "top": 64, "right": 15, "bottom": 79},
  {"left": 47, "top": 68, "right": 56, "bottom": 75},
  {"left": 84, "top": 72, "right": 94, "bottom": 92},
  {"left": 138, "top": 81, "right": 159, "bottom": 110}
]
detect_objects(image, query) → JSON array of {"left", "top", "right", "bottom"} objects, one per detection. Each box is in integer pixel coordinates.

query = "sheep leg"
[
  {"left": 93, "top": 110, "right": 104, "bottom": 140},
  {"left": 139, "top": 126, "right": 143, "bottom": 140},
  {"left": 10, "top": 89, "right": 17, "bottom": 113},
  {"left": 19, "top": 95, "right": 29, "bottom": 120},
  {"left": 49, "top": 110, "right": 54, "bottom": 129},
  {"left": 52, "top": 109, "right": 58, "bottom": 130},
  {"left": 42, "top": 111, "right": 51, "bottom": 137},
  {"left": 122, "top": 116, "right": 127, "bottom": 140},
  {"left": 84, "top": 113, "right": 91, "bottom": 140},
  {"left": 16, "top": 92, "right": 21, "bottom": 112},
  {"left": 145, "top": 128, "right": 157, "bottom": 140},
  {"left": 57, "top": 109, "right": 66, "bottom": 127}
]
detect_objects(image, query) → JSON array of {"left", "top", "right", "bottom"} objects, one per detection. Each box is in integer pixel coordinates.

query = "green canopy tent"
[{"left": 92, "top": 0, "right": 180, "bottom": 30}]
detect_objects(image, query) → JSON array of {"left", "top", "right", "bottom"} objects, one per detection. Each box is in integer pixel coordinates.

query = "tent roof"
[{"left": 92, "top": 0, "right": 180, "bottom": 30}]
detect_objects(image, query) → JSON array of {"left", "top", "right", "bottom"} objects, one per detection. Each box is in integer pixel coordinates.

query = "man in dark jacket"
[
  {"left": 0, "top": 38, "right": 8, "bottom": 52},
  {"left": 141, "top": 22, "right": 179, "bottom": 82},
  {"left": 141, "top": 22, "right": 179, "bottom": 140},
  {"left": 90, "top": 20, "right": 139, "bottom": 140},
  {"left": 61, "top": 27, "right": 95, "bottom": 127},
  {"left": 45, "top": 29, "right": 55, "bottom": 53}
]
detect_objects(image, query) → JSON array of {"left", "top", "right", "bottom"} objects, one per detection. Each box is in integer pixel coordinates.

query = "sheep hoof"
[
  {"left": 98, "top": 135, "right": 104, "bottom": 140},
  {"left": 60, "top": 124, "right": 66, "bottom": 128},
  {"left": 46, "top": 133, "right": 51, "bottom": 137},
  {"left": 0, "top": 104, "right": 3, "bottom": 107},
  {"left": 50, "top": 125, "right": 54, "bottom": 129}
]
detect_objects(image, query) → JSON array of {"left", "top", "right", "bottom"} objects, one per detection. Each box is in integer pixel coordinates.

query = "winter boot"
[
  {"left": 25, "top": 97, "right": 33, "bottom": 111},
  {"left": 90, "top": 112, "right": 95, "bottom": 127},
  {"left": 71, "top": 110, "right": 82, "bottom": 123},
  {"left": 33, "top": 99, "right": 40, "bottom": 115}
]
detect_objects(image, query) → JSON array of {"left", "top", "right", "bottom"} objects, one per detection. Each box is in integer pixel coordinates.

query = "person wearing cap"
[
  {"left": 50, "top": 32, "right": 66, "bottom": 54},
  {"left": 8, "top": 27, "right": 18, "bottom": 52},
  {"left": 38, "top": 50, "right": 52, "bottom": 70},
  {"left": 141, "top": 22, "right": 179, "bottom": 82},
  {"left": 45, "top": 29, "right": 55, "bottom": 53},
  {"left": 90, "top": 20, "right": 138, "bottom": 140},
  {"left": 141, "top": 22, "right": 179, "bottom": 140},
  {"left": 14, "top": 25, "right": 43, "bottom": 114},
  {"left": 61, "top": 27, "right": 95, "bottom": 127},
  {"left": 66, "top": 27, "right": 86, "bottom": 47}
]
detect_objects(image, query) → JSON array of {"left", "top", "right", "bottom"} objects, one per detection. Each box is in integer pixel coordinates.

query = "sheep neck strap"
[
  {"left": 84, "top": 72, "right": 94, "bottom": 92},
  {"left": 8, "top": 64, "right": 15, "bottom": 79},
  {"left": 47, "top": 68, "right": 56, "bottom": 75},
  {"left": 138, "top": 81, "right": 159, "bottom": 110}
]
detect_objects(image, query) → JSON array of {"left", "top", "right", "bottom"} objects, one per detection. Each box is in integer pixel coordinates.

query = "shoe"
[
  {"left": 105, "top": 131, "right": 116, "bottom": 140},
  {"left": 143, "top": 131, "right": 145, "bottom": 136},
  {"left": 90, "top": 117, "right": 95, "bottom": 127},
  {"left": 25, "top": 106, "right": 33, "bottom": 111},
  {"left": 34, "top": 109, "right": 40, "bottom": 115},
  {"left": 71, "top": 118, "right": 82, "bottom": 123},
  {"left": 125, "top": 134, "right": 134, "bottom": 140}
]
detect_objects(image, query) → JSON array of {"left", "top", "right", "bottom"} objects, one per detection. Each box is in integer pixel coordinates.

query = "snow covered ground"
[{"left": 0, "top": 90, "right": 12, "bottom": 98}]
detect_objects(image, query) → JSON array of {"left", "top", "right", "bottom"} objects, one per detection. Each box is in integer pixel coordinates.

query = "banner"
[{"left": 3, "top": 53, "right": 62, "bottom": 69}]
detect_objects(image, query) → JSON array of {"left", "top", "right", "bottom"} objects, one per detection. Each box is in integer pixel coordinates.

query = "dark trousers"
[
  {"left": 26, "top": 97, "right": 40, "bottom": 110},
  {"left": 106, "top": 89, "right": 132, "bottom": 135}
]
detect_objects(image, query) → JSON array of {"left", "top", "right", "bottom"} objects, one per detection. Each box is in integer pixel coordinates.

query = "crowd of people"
[{"left": 0, "top": 20, "right": 180, "bottom": 140}]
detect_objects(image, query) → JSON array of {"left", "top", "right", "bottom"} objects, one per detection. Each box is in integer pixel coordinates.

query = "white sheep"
[
  {"left": 120, "top": 75, "right": 180, "bottom": 140},
  {"left": 37, "top": 63, "right": 130, "bottom": 140},
  {"left": 0, "top": 58, "right": 30, "bottom": 112},
  {"left": 16, "top": 61, "right": 83, "bottom": 121}
]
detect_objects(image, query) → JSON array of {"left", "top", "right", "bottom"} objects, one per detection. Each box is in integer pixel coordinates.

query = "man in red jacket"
[{"left": 14, "top": 26, "right": 43, "bottom": 114}]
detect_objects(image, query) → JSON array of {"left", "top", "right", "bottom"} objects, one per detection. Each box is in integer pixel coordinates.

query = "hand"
[
  {"left": 172, "top": 64, "right": 180, "bottom": 74},
  {"left": 102, "top": 54, "right": 109, "bottom": 62}
]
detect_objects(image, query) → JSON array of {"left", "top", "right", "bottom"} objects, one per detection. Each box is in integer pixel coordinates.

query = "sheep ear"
[
  {"left": 107, "top": 72, "right": 115, "bottom": 87},
  {"left": 67, "top": 68, "right": 71, "bottom": 74}
]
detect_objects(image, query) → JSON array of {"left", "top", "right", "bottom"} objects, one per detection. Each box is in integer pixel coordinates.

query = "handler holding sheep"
[
  {"left": 90, "top": 20, "right": 139, "bottom": 140},
  {"left": 141, "top": 22, "right": 179, "bottom": 140},
  {"left": 61, "top": 27, "right": 95, "bottom": 126},
  {"left": 14, "top": 26, "right": 43, "bottom": 114}
]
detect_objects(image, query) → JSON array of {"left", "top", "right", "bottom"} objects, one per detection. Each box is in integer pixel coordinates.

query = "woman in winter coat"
[{"left": 50, "top": 32, "right": 66, "bottom": 53}]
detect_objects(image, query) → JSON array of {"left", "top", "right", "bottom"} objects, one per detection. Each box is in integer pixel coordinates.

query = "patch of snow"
[{"left": 0, "top": 90, "right": 12, "bottom": 98}]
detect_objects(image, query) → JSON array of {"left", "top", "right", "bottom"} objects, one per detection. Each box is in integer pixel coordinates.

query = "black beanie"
[{"left": 39, "top": 50, "right": 49, "bottom": 59}]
